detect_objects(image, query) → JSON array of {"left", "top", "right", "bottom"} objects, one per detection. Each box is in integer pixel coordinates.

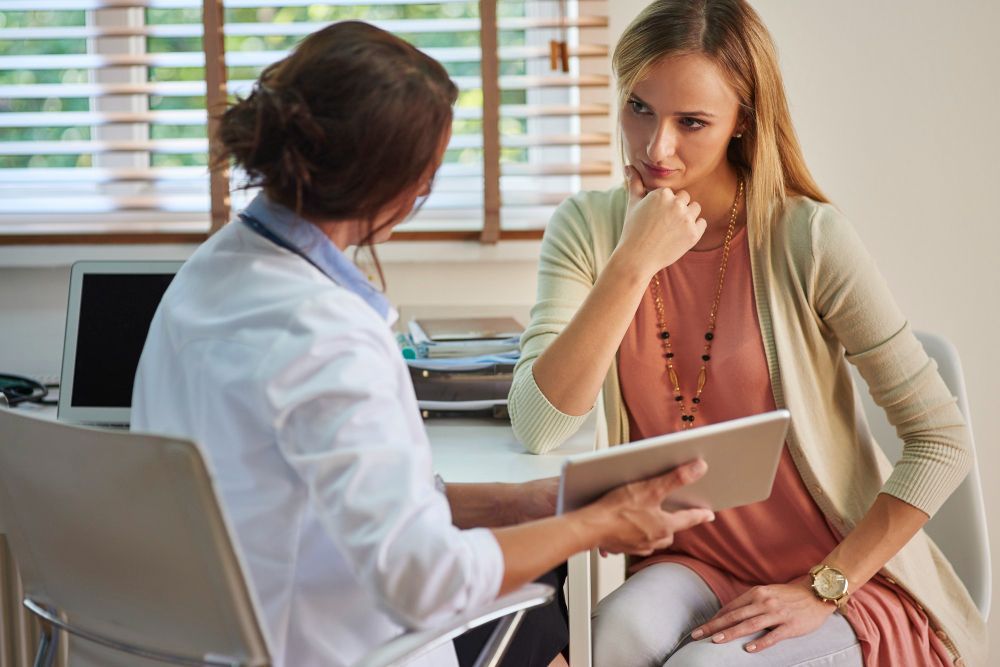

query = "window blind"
[{"left": 0, "top": 0, "right": 612, "bottom": 244}]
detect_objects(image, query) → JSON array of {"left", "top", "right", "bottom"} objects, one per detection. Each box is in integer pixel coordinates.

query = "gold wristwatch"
[{"left": 809, "top": 564, "right": 850, "bottom": 615}]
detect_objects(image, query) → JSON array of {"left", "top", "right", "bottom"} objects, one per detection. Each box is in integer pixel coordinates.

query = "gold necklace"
[{"left": 650, "top": 178, "right": 744, "bottom": 430}]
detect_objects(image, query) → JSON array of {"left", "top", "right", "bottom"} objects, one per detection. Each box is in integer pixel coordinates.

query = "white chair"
[
  {"left": 849, "top": 330, "right": 991, "bottom": 620},
  {"left": 0, "top": 408, "right": 553, "bottom": 667}
]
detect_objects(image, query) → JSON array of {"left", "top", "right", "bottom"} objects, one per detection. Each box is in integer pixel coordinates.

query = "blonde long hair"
[{"left": 613, "top": 0, "right": 828, "bottom": 247}]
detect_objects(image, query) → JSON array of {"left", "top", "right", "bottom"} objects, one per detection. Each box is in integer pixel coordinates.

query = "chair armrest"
[{"left": 355, "top": 583, "right": 556, "bottom": 667}]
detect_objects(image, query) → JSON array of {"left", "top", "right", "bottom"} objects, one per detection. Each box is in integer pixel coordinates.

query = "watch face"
[{"left": 815, "top": 568, "right": 848, "bottom": 599}]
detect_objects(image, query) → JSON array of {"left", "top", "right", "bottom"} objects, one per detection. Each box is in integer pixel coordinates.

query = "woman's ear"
[{"left": 733, "top": 108, "right": 751, "bottom": 138}]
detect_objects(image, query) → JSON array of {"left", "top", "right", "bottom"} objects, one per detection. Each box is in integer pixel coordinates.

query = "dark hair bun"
[{"left": 213, "top": 21, "right": 457, "bottom": 225}]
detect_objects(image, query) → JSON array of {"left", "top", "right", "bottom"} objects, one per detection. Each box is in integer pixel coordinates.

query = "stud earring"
[{"left": 734, "top": 132, "right": 743, "bottom": 138}]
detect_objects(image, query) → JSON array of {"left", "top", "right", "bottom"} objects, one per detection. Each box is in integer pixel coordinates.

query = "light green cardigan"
[{"left": 508, "top": 186, "right": 987, "bottom": 666}]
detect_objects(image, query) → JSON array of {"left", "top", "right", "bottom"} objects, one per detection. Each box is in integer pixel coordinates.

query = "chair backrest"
[
  {"left": 0, "top": 409, "right": 272, "bottom": 665},
  {"left": 848, "top": 331, "right": 991, "bottom": 620}
]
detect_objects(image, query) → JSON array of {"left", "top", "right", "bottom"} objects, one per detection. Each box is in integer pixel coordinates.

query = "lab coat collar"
[{"left": 242, "top": 193, "right": 396, "bottom": 324}]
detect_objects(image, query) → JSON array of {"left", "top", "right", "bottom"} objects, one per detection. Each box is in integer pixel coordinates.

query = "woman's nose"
[{"left": 648, "top": 122, "right": 677, "bottom": 162}]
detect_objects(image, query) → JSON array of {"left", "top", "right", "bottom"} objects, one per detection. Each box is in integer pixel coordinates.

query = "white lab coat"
[{"left": 132, "top": 217, "right": 504, "bottom": 667}]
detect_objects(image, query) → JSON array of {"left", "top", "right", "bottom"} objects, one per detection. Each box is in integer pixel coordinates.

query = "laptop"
[{"left": 58, "top": 261, "right": 183, "bottom": 428}]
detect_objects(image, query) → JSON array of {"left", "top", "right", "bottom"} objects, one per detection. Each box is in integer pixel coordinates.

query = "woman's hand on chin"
[
  {"left": 614, "top": 164, "right": 707, "bottom": 279},
  {"left": 689, "top": 578, "right": 837, "bottom": 653}
]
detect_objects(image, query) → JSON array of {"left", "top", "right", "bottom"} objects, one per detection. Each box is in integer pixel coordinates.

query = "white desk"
[
  {"left": 426, "top": 414, "right": 597, "bottom": 667},
  {"left": 426, "top": 415, "right": 595, "bottom": 482}
]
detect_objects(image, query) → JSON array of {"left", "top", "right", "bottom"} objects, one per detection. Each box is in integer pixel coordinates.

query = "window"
[{"left": 0, "top": 0, "right": 611, "bottom": 244}]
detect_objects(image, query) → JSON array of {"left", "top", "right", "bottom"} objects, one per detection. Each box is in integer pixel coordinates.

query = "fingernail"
[
  {"left": 706, "top": 511, "right": 716, "bottom": 522},
  {"left": 691, "top": 459, "right": 707, "bottom": 475},
  {"left": 690, "top": 629, "right": 704, "bottom": 639},
  {"left": 746, "top": 644, "right": 757, "bottom": 652},
  {"left": 712, "top": 633, "right": 724, "bottom": 643}
]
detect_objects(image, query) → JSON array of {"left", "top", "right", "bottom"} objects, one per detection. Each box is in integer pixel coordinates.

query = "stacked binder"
[{"left": 398, "top": 317, "right": 523, "bottom": 418}]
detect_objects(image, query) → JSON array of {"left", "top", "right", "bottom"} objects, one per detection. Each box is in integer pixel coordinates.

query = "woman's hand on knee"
[
  {"left": 689, "top": 578, "right": 836, "bottom": 653},
  {"left": 583, "top": 458, "right": 715, "bottom": 556}
]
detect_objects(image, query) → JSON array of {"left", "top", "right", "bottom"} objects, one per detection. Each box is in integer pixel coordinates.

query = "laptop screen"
[
  {"left": 70, "top": 273, "right": 176, "bottom": 409},
  {"left": 59, "top": 261, "right": 184, "bottom": 425}
]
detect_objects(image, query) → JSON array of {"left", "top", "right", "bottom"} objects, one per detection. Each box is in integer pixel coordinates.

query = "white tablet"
[{"left": 556, "top": 410, "right": 790, "bottom": 515}]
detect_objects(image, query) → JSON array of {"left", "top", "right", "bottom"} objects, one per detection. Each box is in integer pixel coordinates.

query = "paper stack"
[{"left": 398, "top": 317, "right": 524, "bottom": 417}]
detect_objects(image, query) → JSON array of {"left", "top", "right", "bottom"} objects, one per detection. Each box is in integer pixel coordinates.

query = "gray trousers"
[{"left": 592, "top": 562, "right": 864, "bottom": 667}]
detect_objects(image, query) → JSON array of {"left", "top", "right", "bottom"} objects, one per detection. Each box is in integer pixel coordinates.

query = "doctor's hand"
[
  {"left": 690, "top": 578, "right": 836, "bottom": 654},
  {"left": 582, "top": 458, "right": 715, "bottom": 556},
  {"left": 614, "top": 164, "right": 708, "bottom": 280}
]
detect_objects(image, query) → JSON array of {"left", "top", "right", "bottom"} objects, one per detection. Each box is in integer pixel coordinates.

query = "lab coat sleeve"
[{"left": 259, "top": 299, "right": 505, "bottom": 630}]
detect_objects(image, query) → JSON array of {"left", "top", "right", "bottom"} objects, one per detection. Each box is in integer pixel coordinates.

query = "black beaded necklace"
[{"left": 649, "top": 178, "right": 744, "bottom": 430}]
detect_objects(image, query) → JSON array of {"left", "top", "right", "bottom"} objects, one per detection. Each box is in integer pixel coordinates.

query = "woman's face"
[
  {"left": 621, "top": 53, "right": 743, "bottom": 193},
  {"left": 368, "top": 125, "right": 453, "bottom": 244}
]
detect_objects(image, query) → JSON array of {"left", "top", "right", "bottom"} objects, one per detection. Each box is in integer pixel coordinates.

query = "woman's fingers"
[
  {"left": 623, "top": 164, "right": 645, "bottom": 205},
  {"left": 691, "top": 590, "right": 755, "bottom": 639},
  {"left": 745, "top": 626, "right": 792, "bottom": 653},
  {"left": 647, "top": 508, "right": 714, "bottom": 552},
  {"left": 710, "top": 613, "right": 777, "bottom": 643},
  {"left": 686, "top": 200, "right": 702, "bottom": 221},
  {"left": 692, "top": 600, "right": 758, "bottom": 639},
  {"left": 617, "top": 167, "right": 706, "bottom": 275},
  {"left": 594, "top": 458, "right": 715, "bottom": 555},
  {"left": 665, "top": 507, "right": 716, "bottom": 533},
  {"left": 692, "top": 583, "right": 834, "bottom": 651},
  {"left": 645, "top": 458, "right": 708, "bottom": 500}
]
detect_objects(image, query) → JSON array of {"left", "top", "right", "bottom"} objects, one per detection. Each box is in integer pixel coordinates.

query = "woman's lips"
[{"left": 642, "top": 162, "right": 678, "bottom": 178}]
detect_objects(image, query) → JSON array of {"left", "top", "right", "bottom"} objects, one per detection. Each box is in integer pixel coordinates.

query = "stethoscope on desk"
[{"left": 0, "top": 373, "right": 53, "bottom": 407}]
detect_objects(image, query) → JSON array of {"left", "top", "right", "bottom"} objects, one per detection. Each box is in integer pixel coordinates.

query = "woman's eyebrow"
[{"left": 628, "top": 94, "right": 716, "bottom": 119}]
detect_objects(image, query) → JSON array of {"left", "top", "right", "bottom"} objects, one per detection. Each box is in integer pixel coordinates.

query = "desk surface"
[{"left": 425, "top": 413, "right": 597, "bottom": 483}]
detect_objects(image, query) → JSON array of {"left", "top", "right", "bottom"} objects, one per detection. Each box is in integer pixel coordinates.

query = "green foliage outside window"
[
  {"left": 0, "top": 10, "right": 90, "bottom": 169},
  {"left": 1, "top": 4, "right": 532, "bottom": 171}
]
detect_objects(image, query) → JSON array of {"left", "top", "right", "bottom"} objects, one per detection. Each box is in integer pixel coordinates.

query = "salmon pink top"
[{"left": 618, "top": 223, "right": 949, "bottom": 667}]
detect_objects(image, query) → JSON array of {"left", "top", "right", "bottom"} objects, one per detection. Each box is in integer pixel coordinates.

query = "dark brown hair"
[{"left": 213, "top": 21, "right": 458, "bottom": 248}]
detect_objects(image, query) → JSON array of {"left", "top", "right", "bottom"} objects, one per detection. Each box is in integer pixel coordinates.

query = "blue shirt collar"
[{"left": 242, "top": 193, "right": 394, "bottom": 322}]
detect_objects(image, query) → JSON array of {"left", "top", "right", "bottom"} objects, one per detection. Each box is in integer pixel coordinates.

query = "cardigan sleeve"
[
  {"left": 508, "top": 195, "right": 600, "bottom": 454},
  {"left": 810, "top": 205, "right": 972, "bottom": 517}
]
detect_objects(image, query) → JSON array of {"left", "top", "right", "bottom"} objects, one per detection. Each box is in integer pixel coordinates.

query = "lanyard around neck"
[{"left": 238, "top": 212, "right": 333, "bottom": 282}]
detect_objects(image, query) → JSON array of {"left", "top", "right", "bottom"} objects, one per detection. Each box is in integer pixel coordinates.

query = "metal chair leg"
[
  {"left": 471, "top": 608, "right": 526, "bottom": 667},
  {"left": 32, "top": 616, "right": 58, "bottom": 667}
]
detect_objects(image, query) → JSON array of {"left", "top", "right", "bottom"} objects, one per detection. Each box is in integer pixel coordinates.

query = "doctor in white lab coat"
[{"left": 132, "top": 21, "right": 714, "bottom": 667}]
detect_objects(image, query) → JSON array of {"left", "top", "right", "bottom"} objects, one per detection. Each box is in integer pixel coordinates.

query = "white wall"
[{"left": 0, "top": 0, "right": 996, "bottom": 646}]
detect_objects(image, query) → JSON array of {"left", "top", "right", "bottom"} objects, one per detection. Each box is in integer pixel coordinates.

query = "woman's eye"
[
  {"left": 627, "top": 99, "right": 647, "bottom": 114},
  {"left": 680, "top": 117, "right": 708, "bottom": 129}
]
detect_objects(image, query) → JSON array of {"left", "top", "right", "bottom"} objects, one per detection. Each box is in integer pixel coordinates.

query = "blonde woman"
[{"left": 507, "top": 1, "right": 987, "bottom": 665}]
